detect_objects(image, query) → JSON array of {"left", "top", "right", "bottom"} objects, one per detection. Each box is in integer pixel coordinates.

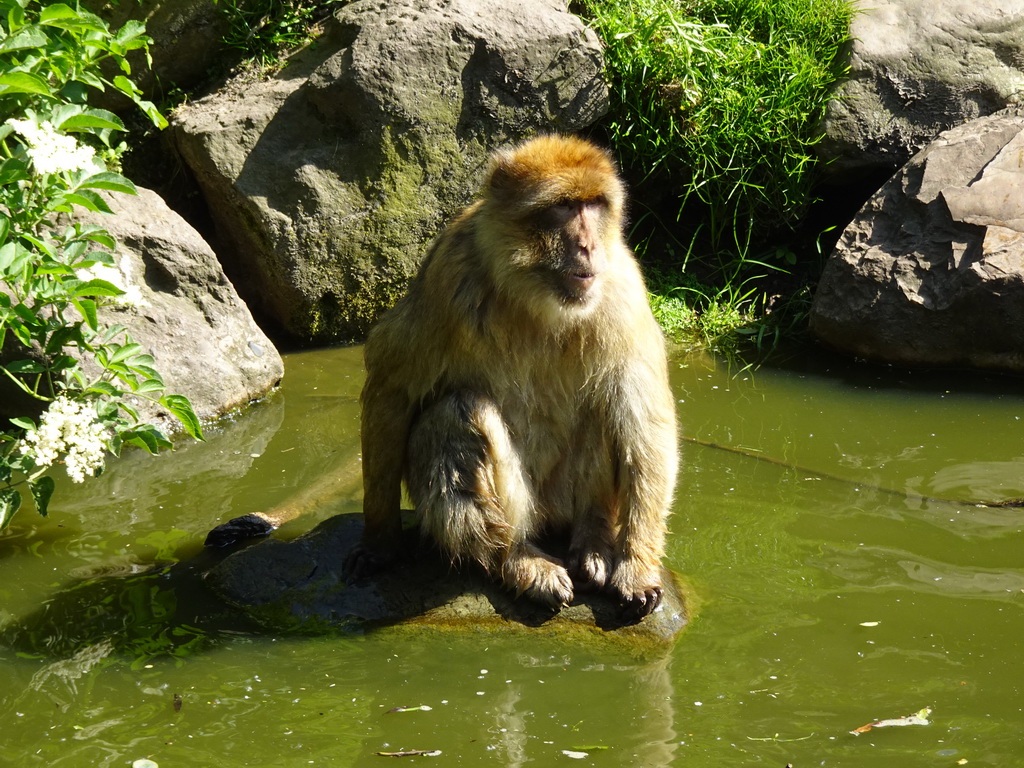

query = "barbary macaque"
[{"left": 348, "top": 135, "right": 678, "bottom": 619}]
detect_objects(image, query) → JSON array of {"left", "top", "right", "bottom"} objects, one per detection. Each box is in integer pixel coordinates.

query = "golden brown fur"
[{"left": 350, "top": 135, "right": 678, "bottom": 619}]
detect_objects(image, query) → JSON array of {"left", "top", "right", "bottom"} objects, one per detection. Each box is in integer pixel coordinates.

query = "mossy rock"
[
  {"left": 171, "top": 0, "right": 607, "bottom": 342},
  {"left": 204, "top": 513, "right": 690, "bottom": 654}
]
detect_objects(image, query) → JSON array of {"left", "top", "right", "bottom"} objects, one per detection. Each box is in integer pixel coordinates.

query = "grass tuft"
[{"left": 579, "top": 0, "right": 854, "bottom": 350}]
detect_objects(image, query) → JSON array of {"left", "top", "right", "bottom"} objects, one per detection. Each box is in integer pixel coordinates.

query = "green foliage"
[
  {"left": 0, "top": 0, "right": 202, "bottom": 530},
  {"left": 216, "top": 0, "right": 348, "bottom": 67},
  {"left": 580, "top": 0, "right": 854, "bottom": 347}
]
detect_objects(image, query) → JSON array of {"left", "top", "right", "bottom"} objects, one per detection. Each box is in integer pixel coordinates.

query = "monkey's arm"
[
  {"left": 345, "top": 377, "right": 413, "bottom": 578},
  {"left": 608, "top": 361, "right": 679, "bottom": 619}
]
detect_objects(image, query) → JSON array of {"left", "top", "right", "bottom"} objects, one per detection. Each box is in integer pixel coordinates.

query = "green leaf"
[
  {"left": 38, "top": 10, "right": 106, "bottom": 33},
  {"left": 0, "top": 241, "right": 18, "bottom": 274},
  {"left": 18, "top": 232, "right": 55, "bottom": 258},
  {"left": 72, "top": 279, "right": 124, "bottom": 298},
  {"left": 160, "top": 394, "right": 203, "bottom": 440},
  {"left": 72, "top": 297, "right": 98, "bottom": 330},
  {"left": 0, "top": 26, "right": 48, "bottom": 52},
  {"left": 28, "top": 475, "right": 54, "bottom": 517},
  {"left": 0, "top": 71, "right": 50, "bottom": 95},
  {"left": 77, "top": 170, "right": 136, "bottom": 195},
  {"left": 5, "top": 359, "right": 45, "bottom": 374},
  {"left": 112, "top": 19, "right": 149, "bottom": 47},
  {"left": 0, "top": 157, "right": 30, "bottom": 184},
  {"left": 0, "top": 488, "right": 21, "bottom": 531},
  {"left": 57, "top": 190, "right": 113, "bottom": 214},
  {"left": 80, "top": 228, "right": 116, "bottom": 249},
  {"left": 8, "top": 416, "right": 34, "bottom": 430},
  {"left": 122, "top": 424, "right": 171, "bottom": 454},
  {"left": 111, "top": 74, "right": 139, "bottom": 98},
  {"left": 44, "top": 324, "right": 84, "bottom": 353},
  {"left": 39, "top": 3, "right": 77, "bottom": 23},
  {"left": 108, "top": 342, "right": 143, "bottom": 364},
  {"left": 131, "top": 365, "right": 162, "bottom": 382},
  {"left": 58, "top": 109, "right": 125, "bottom": 133},
  {"left": 137, "top": 99, "right": 167, "bottom": 130},
  {"left": 86, "top": 380, "right": 120, "bottom": 397},
  {"left": 136, "top": 378, "right": 165, "bottom": 393}
]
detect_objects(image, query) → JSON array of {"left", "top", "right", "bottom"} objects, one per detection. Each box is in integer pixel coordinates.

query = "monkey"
[{"left": 346, "top": 134, "right": 678, "bottom": 620}]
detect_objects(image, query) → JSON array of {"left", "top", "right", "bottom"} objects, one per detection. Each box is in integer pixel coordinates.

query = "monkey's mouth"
[{"left": 562, "top": 271, "right": 596, "bottom": 298}]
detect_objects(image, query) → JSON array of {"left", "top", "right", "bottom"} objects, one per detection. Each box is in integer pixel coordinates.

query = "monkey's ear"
[{"left": 484, "top": 153, "right": 527, "bottom": 207}]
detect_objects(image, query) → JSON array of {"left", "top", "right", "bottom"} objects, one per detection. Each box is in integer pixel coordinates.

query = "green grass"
[
  {"left": 579, "top": 0, "right": 854, "bottom": 349},
  {"left": 215, "top": 0, "right": 348, "bottom": 69}
]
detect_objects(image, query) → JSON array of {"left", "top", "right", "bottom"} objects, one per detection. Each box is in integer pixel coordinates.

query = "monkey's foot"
[
  {"left": 565, "top": 546, "right": 613, "bottom": 592},
  {"left": 609, "top": 558, "right": 664, "bottom": 622},
  {"left": 343, "top": 542, "right": 396, "bottom": 582},
  {"left": 204, "top": 513, "right": 277, "bottom": 548},
  {"left": 501, "top": 547, "right": 574, "bottom": 610}
]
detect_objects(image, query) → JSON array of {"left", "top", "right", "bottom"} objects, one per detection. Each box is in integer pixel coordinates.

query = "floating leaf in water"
[
  {"left": 386, "top": 704, "right": 433, "bottom": 713},
  {"left": 851, "top": 706, "right": 932, "bottom": 734},
  {"left": 376, "top": 749, "right": 441, "bottom": 757},
  {"left": 562, "top": 750, "right": 588, "bottom": 759}
]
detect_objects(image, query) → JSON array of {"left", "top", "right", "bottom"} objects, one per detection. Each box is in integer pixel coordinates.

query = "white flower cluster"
[
  {"left": 7, "top": 118, "right": 99, "bottom": 175},
  {"left": 20, "top": 396, "right": 112, "bottom": 483}
]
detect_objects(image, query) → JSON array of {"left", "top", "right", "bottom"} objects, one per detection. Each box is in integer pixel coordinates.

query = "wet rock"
[
  {"left": 819, "top": 0, "right": 1024, "bottom": 177},
  {"left": 810, "top": 109, "right": 1024, "bottom": 372},
  {"left": 73, "top": 187, "right": 283, "bottom": 427},
  {"left": 204, "top": 514, "right": 689, "bottom": 651},
  {"left": 171, "top": 0, "right": 608, "bottom": 342}
]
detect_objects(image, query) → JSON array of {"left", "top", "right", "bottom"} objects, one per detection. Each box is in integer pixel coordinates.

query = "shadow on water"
[{"left": 0, "top": 546, "right": 264, "bottom": 667}]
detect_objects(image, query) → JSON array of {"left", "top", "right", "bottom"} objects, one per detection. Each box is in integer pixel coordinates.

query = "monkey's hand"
[
  {"left": 204, "top": 513, "right": 277, "bottom": 548},
  {"left": 609, "top": 557, "right": 664, "bottom": 622},
  {"left": 565, "top": 547, "right": 614, "bottom": 592},
  {"left": 502, "top": 546, "right": 574, "bottom": 611},
  {"left": 342, "top": 542, "right": 397, "bottom": 582}
]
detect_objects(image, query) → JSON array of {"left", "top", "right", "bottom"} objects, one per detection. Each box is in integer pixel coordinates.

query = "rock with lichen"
[{"left": 171, "top": 0, "right": 608, "bottom": 343}]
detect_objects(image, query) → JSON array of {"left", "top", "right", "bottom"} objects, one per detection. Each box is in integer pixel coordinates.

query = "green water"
[{"left": 2, "top": 345, "right": 1023, "bottom": 766}]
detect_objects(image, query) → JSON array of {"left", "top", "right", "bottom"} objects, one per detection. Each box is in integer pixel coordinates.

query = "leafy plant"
[
  {"left": 0, "top": 0, "right": 201, "bottom": 530},
  {"left": 580, "top": 0, "right": 854, "bottom": 346}
]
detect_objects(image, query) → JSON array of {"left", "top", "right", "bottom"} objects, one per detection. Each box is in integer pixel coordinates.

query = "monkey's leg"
[
  {"left": 565, "top": 509, "right": 617, "bottom": 592},
  {"left": 556, "top": 431, "right": 617, "bottom": 591},
  {"left": 407, "top": 392, "right": 574, "bottom": 610}
]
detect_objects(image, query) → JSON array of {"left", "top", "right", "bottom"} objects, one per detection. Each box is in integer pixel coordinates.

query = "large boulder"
[
  {"left": 819, "top": 0, "right": 1024, "bottom": 177},
  {"left": 77, "top": 187, "right": 284, "bottom": 428},
  {"left": 810, "top": 110, "right": 1024, "bottom": 371},
  {"left": 171, "top": 0, "right": 608, "bottom": 342}
]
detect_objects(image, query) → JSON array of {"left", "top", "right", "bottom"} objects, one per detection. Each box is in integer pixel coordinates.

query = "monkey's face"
[{"left": 530, "top": 197, "right": 610, "bottom": 307}]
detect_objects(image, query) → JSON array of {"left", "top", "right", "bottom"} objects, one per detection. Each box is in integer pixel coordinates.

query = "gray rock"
[
  {"left": 810, "top": 110, "right": 1024, "bottom": 371},
  {"left": 171, "top": 0, "right": 608, "bottom": 342},
  {"left": 205, "top": 513, "right": 689, "bottom": 651},
  {"left": 78, "top": 187, "right": 284, "bottom": 428},
  {"left": 819, "top": 0, "right": 1024, "bottom": 176}
]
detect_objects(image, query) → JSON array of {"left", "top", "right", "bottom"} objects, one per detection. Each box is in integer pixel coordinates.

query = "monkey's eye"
[{"left": 534, "top": 201, "right": 576, "bottom": 230}]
